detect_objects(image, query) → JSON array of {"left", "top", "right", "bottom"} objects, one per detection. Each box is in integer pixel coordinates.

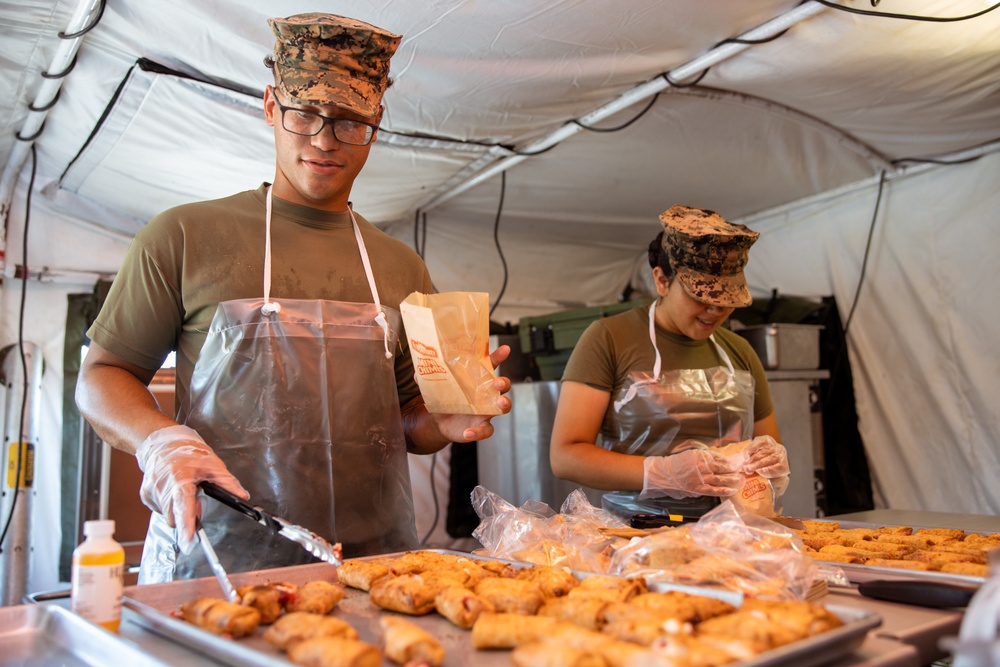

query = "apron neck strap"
[{"left": 260, "top": 186, "right": 392, "bottom": 359}]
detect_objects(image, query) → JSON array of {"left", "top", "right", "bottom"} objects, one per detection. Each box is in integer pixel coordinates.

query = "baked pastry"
[
  {"left": 286, "top": 636, "right": 381, "bottom": 667},
  {"left": 474, "top": 577, "right": 545, "bottom": 615},
  {"left": 338, "top": 560, "right": 392, "bottom": 591},
  {"left": 434, "top": 585, "right": 496, "bottom": 629},
  {"left": 286, "top": 580, "right": 345, "bottom": 615},
  {"left": 264, "top": 611, "right": 359, "bottom": 650},
  {"left": 379, "top": 615, "right": 445, "bottom": 666},
  {"left": 181, "top": 597, "right": 261, "bottom": 638},
  {"left": 237, "top": 582, "right": 295, "bottom": 624},
  {"left": 369, "top": 573, "right": 437, "bottom": 615},
  {"left": 471, "top": 612, "right": 575, "bottom": 649}
]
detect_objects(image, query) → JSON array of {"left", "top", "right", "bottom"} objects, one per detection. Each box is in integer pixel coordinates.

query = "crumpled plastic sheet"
[
  {"left": 471, "top": 486, "right": 629, "bottom": 574},
  {"left": 609, "top": 501, "right": 821, "bottom": 600},
  {"left": 471, "top": 485, "right": 824, "bottom": 601}
]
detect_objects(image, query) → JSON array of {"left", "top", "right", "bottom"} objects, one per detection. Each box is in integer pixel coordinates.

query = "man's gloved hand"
[
  {"left": 135, "top": 424, "right": 249, "bottom": 554},
  {"left": 744, "top": 435, "right": 790, "bottom": 496},
  {"left": 640, "top": 448, "right": 743, "bottom": 500}
]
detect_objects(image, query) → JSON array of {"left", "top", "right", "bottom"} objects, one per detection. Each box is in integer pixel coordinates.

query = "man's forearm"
[{"left": 76, "top": 363, "right": 176, "bottom": 455}]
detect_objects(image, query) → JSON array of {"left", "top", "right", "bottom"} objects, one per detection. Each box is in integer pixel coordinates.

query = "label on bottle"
[{"left": 71, "top": 563, "right": 124, "bottom": 623}]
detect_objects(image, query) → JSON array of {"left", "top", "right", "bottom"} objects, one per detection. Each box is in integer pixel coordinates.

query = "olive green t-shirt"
[
  {"left": 561, "top": 305, "right": 773, "bottom": 442},
  {"left": 88, "top": 184, "right": 434, "bottom": 410}
]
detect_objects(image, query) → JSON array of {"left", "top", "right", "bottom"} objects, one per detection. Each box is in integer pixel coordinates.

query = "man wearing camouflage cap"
[
  {"left": 77, "top": 13, "right": 512, "bottom": 582},
  {"left": 550, "top": 205, "right": 789, "bottom": 521}
]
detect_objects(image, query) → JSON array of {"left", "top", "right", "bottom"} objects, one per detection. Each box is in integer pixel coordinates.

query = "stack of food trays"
[
  {"left": 791, "top": 519, "right": 997, "bottom": 585},
  {"left": 124, "top": 549, "right": 881, "bottom": 667}
]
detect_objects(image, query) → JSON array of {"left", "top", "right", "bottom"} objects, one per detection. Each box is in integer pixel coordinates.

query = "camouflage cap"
[
  {"left": 268, "top": 13, "right": 401, "bottom": 118},
  {"left": 659, "top": 205, "right": 760, "bottom": 308}
]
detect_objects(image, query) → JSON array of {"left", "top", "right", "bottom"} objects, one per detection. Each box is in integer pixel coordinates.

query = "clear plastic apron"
[
  {"left": 601, "top": 302, "right": 755, "bottom": 518},
  {"left": 139, "top": 188, "right": 417, "bottom": 583}
]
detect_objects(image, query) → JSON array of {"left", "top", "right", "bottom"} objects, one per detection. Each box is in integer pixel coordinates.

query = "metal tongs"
[
  {"left": 198, "top": 481, "right": 343, "bottom": 567},
  {"left": 195, "top": 518, "right": 240, "bottom": 603}
]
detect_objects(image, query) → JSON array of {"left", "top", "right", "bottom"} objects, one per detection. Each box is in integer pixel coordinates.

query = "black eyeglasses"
[{"left": 272, "top": 97, "right": 379, "bottom": 146}]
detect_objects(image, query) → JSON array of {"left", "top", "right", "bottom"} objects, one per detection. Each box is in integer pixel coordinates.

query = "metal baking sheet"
[
  {"left": 123, "top": 551, "right": 881, "bottom": 667},
  {"left": 0, "top": 602, "right": 170, "bottom": 667},
  {"left": 803, "top": 519, "right": 988, "bottom": 586}
]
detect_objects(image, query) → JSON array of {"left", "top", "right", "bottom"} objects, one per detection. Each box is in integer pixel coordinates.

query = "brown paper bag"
[{"left": 399, "top": 291, "right": 502, "bottom": 415}]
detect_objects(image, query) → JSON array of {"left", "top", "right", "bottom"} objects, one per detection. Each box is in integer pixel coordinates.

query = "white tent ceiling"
[{"left": 1, "top": 0, "right": 999, "bottom": 592}]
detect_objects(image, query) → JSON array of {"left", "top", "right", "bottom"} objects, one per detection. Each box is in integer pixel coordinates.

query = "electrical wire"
[
  {"left": 821, "top": 169, "right": 886, "bottom": 415},
  {"left": 488, "top": 171, "right": 509, "bottom": 317},
  {"left": 0, "top": 145, "right": 37, "bottom": 554},
  {"left": 812, "top": 0, "right": 1000, "bottom": 22},
  {"left": 574, "top": 94, "right": 661, "bottom": 133},
  {"left": 58, "top": 0, "right": 107, "bottom": 39},
  {"left": 843, "top": 169, "right": 886, "bottom": 336},
  {"left": 419, "top": 452, "right": 441, "bottom": 546}
]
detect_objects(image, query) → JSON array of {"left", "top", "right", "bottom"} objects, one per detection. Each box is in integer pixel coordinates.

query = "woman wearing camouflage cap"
[{"left": 550, "top": 206, "right": 789, "bottom": 521}]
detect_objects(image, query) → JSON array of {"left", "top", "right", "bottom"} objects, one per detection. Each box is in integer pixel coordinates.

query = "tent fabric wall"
[
  {"left": 744, "top": 151, "right": 1000, "bottom": 514},
  {"left": 2, "top": 1, "right": 999, "bottom": 594}
]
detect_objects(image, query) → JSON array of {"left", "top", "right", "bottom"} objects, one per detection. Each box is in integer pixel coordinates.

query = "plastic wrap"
[
  {"left": 471, "top": 487, "right": 629, "bottom": 573},
  {"left": 471, "top": 486, "right": 823, "bottom": 601},
  {"left": 610, "top": 501, "right": 819, "bottom": 600}
]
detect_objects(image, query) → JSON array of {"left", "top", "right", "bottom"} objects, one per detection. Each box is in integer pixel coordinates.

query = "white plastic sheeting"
[{"left": 1, "top": 0, "right": 999, "bottom": 593}]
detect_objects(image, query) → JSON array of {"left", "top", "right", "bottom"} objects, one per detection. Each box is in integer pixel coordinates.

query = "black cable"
[
  {"left": 715, "top": 28, "right": 791, "bottom": 46},
  {"left": 892, "top": 154, "right": 985, "bottom": 167},
  {"left": 58, "top": 0, "right": 107, "bottom": 39},
  {"left": 843, "top": 170, "right": 886, "bottom": 336},
  {"left": 822, "top": 169, "right": 886, "bottom": 415},
  {"left": 489, "top": 171, "right": 509, "bottom": 317},
  {"left": 813, "top": 0, "right": 1000, "bottom": 22},
  {"left": 0, "top": 144, "right": 37, "bottom": 553},
  {"left": 663, "top": 68, "right": 710, "bottom": 88},
  {"left": 574, "top": 93, "right": 661, "bottom": 133},
  {"left": 413, "top": 209, "right": 422, "bottom": 258},
  {"left": 419, "top": 452, "right": 440, "bottom": 546}
]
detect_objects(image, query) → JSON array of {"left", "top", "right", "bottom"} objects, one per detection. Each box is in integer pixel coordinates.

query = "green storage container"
[{"left": 518, "top": 299, "right": 651, "bottom": 380}]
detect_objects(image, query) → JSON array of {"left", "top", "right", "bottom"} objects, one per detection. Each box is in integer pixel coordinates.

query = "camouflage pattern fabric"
[
  {"left": 659, "top": 205, "right": 760, "bottom": 308},
  {"left": 269, "top": 13, "right": 401, "bottom": 118}
]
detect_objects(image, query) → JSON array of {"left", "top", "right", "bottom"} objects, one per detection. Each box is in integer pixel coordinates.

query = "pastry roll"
[
  {"left": 573, "top": 575, "right": 647, "bottom": 601},
  {"left": 379, "top": 615, "right": 446, "bottom": 666},
  {"left": 286, "top": 580, "right": 345, "bottom": 615},
  {"left": 471, "top": 612, "right": 574, "bottom": 649},
  {"left": 478, "top": 559, "right": 518, "bottom": 578},
  {"left": 237, "top": 582, "right": 295, "bottom": 624},
  {"left": 474, "top": 577, "right": 545, "bottom": 615},
  {"left": 515, "top": 565, "right": 580, "bottom": 598},
  {"left": 370, "top": 573, "right": 437, "bottom": 615},
  {"left": 181, "top": 597, "right": 261, "bottom": 638},
  {"left": 338, "top": 560, "right": 392, "bottom": 591},
  {"left": 537, "top": 596, "right": 609, "bottom": 631},
  {"left": 287, "top": 636, "right": 381, "bottom": 667},
  {"left": 264, "top": 611, "right": 359, "bottom": 650},
  {"left": 511, "top": 640, "right": 609, "bottom": 667},
  {"left": 434, "top": 585, "right": 496, "bottom": 629}
]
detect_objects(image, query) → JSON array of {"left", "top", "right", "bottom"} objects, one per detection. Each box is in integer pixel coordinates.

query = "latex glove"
[
  {"left": 135, "top": 424, "right": 249, "bottom": 555},
  {"left": 744, "top": 435, "right": 790, "bottom": 496},
  {"left": 640, "top": 449, "right": 743, "bottom": 500}
]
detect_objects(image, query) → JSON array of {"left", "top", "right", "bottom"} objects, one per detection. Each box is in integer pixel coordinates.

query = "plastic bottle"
[{"left": 71, "top": 519, "right": 125, "bottom": 632}]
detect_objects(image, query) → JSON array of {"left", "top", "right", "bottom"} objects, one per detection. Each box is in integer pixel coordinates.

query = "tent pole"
[
  {"left": 0, "top": 0, "right": 103, "bottom": 276},
  {"left": 413, "top": 1, "right": 829, "bottom": 214}
]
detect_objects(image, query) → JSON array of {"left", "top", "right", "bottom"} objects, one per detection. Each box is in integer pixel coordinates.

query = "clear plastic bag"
[
  {"left": 609, "top": 500, "right": 819, "bottom": 600},
  {"left": 470, "top": 486, "right": 628, "bottom": 572}
]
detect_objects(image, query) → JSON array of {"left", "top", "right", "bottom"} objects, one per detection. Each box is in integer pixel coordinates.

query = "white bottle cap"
[{"left": 83, "top": 519, "right": 116, "bottom": 537}]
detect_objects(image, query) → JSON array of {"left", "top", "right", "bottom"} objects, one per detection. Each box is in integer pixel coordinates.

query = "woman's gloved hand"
[
  {"left": 135, "top": 424, "right": 249, "bottom": 554},
  {"left": 744, "top": 435, "right": 790, "bottom": 496},
  {"left": 640, "top": 448, "right": 743, "bottom": 500}
]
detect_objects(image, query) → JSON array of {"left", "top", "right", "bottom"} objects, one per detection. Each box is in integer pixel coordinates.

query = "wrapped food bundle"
[
  {"left": 400, "top": 291, "right": 502, "bottom": 415},
  {"left": 471, "top": 485, "right": 821, "bottom": 601}
]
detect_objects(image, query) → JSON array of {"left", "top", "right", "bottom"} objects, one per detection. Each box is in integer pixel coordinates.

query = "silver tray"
[
  {"left": 123, "top": 551, "right": 881, "bottom": 667},
  {"left": 0, "top": 602, "right": 170, "bottom": 667},
  {"left": 806, "top": 519, "right": 988, "bottom": 586}
]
